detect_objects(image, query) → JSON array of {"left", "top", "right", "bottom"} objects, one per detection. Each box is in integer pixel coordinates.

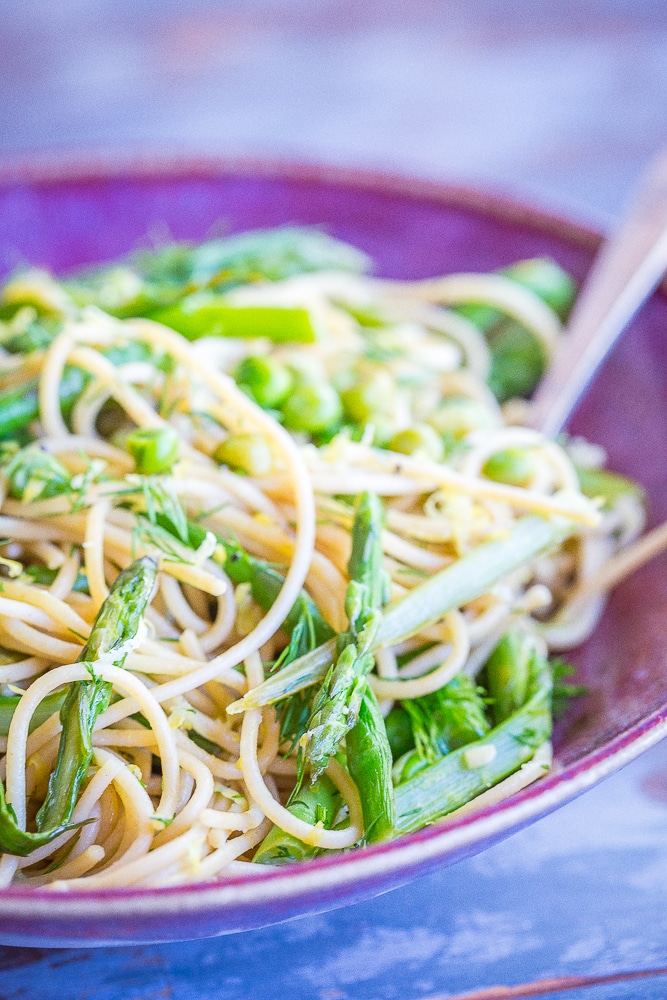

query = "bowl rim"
[{"left": 0, "top": 151, "right": 665, "bottom": 919}]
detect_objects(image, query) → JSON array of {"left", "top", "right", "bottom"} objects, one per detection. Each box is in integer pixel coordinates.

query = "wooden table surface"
[{"left": 1, "top": 1, "right": 667, "bottom": 997}]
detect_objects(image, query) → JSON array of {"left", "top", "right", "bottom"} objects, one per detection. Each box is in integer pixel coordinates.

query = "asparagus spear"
[
  {"left": 150, "top": 300, "right": 317, "bottom": 344},
  {"left": 0, "top": 557, "right": 157, "bottom": 856},
  {"left": 299, "top": 492, "right": 387, "bottom": 778},
  {"left": 384, "top": 707, "right": 415, "bottom": 761},
  {"left": 253, "top": 774, "right": 341, "bottom": 865},
  {"left": 394, "top": 637, "right": 552, "bottom": 834},
  {"left": 64, "top": 226, "right": 370, "bottom": 317},
  {"left": 228, "top": 514, "right": 574, "bottom": 714},
  {"left": 484, "top": 629, "right": 533, "bottom": 725},
  {"left": 346, "top": 686, "right": 395, "bottom": 843},
  {"left": 36, "top": 556, "right": 158, "bottom": 832},
  {"left": 257, "top": 495, "right": 395, "bottom": 852}
]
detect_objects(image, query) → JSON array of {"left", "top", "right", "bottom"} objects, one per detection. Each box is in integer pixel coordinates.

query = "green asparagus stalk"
[
  {"left": 253, "top": 774, "right": 341, "bottom": 865},
  {"left": 300, "top": 640, "right": 373, "bottom": 780},
  {"left": 346, "top": 687, "right": 395, "bottom": 843},
  {"left": 300, "top": 492, "right": 386, "bottom": 778},
  {"left": 36, "top": 556, "right": 158, "bottom": 832},
  {"left": 228, "top": 514, "right": 573, "bottom": 714},
  {"left": 151, "top": 299, "right": 317, "bottom": 344},
  {"left": 0, "top": 557, "right": 157, "bottom": 856},
  {"left": 484, "top": 629, "right": 533, "bottom": 725},
  {"left": 384, "top": 707, "right": 415, "bottom": 761},
  {"left": 394, "top": 640, "right": 552, "bottom": 834},
  {"left": 64, "top": 226, "right": 370, "bottom": 318}
]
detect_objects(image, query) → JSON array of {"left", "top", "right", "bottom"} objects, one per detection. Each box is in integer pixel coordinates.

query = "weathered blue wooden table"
[
  {"left": 3, "top": 742, "right": 667, "bottom": 998},
  {"left": 1, "top": 1, "right": 667, "bottom": 996}
]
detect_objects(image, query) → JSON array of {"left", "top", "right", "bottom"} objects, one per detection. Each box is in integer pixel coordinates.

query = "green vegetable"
[
  {"left": 393, "top": 674, "right": 490, "bottom": 784},
  {"left": 35, "top": 556, "right": 158, "bottom": 835},
  {"left": 487, "top": 324, "right": 546, "bottom": 402},
  {"left": 1, "top": 318, "right": 56, "bottom": 355},
  {"left": 0, "top": 342, "right": 155, "bottom": 438},
  {"left": 302, "top": 641, "right": 371, "bottom": 780},
  {"left": 483, "top": 448, "right": 537, "bottom": 487},
  {"left": 456, "top": 257, "right": 577, "bottom": 403},
  {"left": 301, "top": 492, "right": 387, "bottom": 778},
  {"left": 153, "top": 514, "right": 334, "bottom": 648},
  {"left": 136, "top": 226, "right": 370, "bottom": 291},
  {"left": 125, "top": 426, "right": 180, "bottom": 475},
  {"left": 457, "top": 258, "right": 576, "bottom": 333},
  {"left": 3, "top": 444, "right": 71, "bottom": 502},
  {"left": 234, "top": 355, "right": 292, "bottom": 409},
  {"left": 340, "top": 373, "right": 394, "bottom": 426},
  {"left": 0, "top": 690, "right": 66, "bottom": 738},
  {"left": 487, "top": 259, "right": 576, "bottom": 402},
  {"left": 268, "top": 614, "right": 322, "bottom": 750},
  {"left": 23, "top": 565, "right": 89, "bottom": 594},
  {"left": 484, "top": 629, "right": 533, "bottom": 725},
  {"left": 0, "top": 556, "right": 157, "bottom": 856},
  {"left": 151, "top": 297, "right": 317, "bottom": 344},
  {"left": 234, "top": 515, "right": 573, "bottom": 713},
  {"left": 502, "top": 258, "right": 577, "bottom": 321},
  {"left": 282, "top": 383, "right": 342, "bottom": 434},
  {"left": 65, "top": 227, "right": 370, "bottom": 318},
  {"left": 253, "top": 775, "right": 341, "bottom": 865},
  {"left": 149, "top": 508, "right": 333, "bottom": 748},
  {"left": 346, "top": 687, "right": 395, "bottom": 843},
  {"left": 575, "top": 464, "right": 644, "bottom": 508},
  {"left": 394, "top": 642, "right": 552, "bottom": 834},
  {"left": 551, "top": 656, "right": 587, "bottom": 719},
  {"left": 426, "top": 397, "right": 496, "bottom": 439},
  {"left": 213, "top": 433, "right": 273, "bottom": 476},
  {"left": 384, "top": 707, "right": 415, "bottom": 761},
  {"left": 388, "top": 424, "right": 444, "bottom": 462}
]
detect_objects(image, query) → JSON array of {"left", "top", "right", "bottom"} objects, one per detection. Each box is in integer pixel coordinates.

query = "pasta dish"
[{"left": 0, "top": 226, "right": 661, "bottom": 888}]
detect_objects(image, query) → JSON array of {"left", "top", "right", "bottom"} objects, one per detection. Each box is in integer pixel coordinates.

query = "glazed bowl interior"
[{"left": 0, "top": 158, "right": 665, "bottom": 947}]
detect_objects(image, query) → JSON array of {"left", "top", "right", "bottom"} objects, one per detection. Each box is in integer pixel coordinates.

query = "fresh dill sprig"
[{"left": 551, "top": 657, "right": 588, "bottom": 719}]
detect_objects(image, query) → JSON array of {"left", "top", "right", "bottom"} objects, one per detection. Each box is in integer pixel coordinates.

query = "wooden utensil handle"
[{"left": 531, "top": 146, "right": 667, "bottom": 436}]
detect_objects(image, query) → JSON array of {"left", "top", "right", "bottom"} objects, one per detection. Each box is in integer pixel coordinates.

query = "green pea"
[
  {"left": 234, "top": 355, "right": 292, "bottom": 409},
  {"left": 340, "top": 373, "right": 394, "bottom": 425},
  {"left": 501, "top": 258, "right": 577, "bottom": 322},
  {"left": 282, "top": 383, "right": 342, "bottom": 434},
  {"left": 125, "top": 426, "right": 180, "bottom": 475},
  {"left": 427, "top": 397, "right": 496, "bottom": 439},
  {"left": 213, "top": 433, "right": 273, "bottom": 476},
  {"left": 388, "top": 423, "right": 444, "bottom": 461},
  {"left": 483, "top": 448, "right": 537, "bottom": 487}
]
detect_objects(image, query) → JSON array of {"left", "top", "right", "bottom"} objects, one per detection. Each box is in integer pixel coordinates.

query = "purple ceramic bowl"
[{"left": 0, "top": 156, "right": 665, "bottom": 947}]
